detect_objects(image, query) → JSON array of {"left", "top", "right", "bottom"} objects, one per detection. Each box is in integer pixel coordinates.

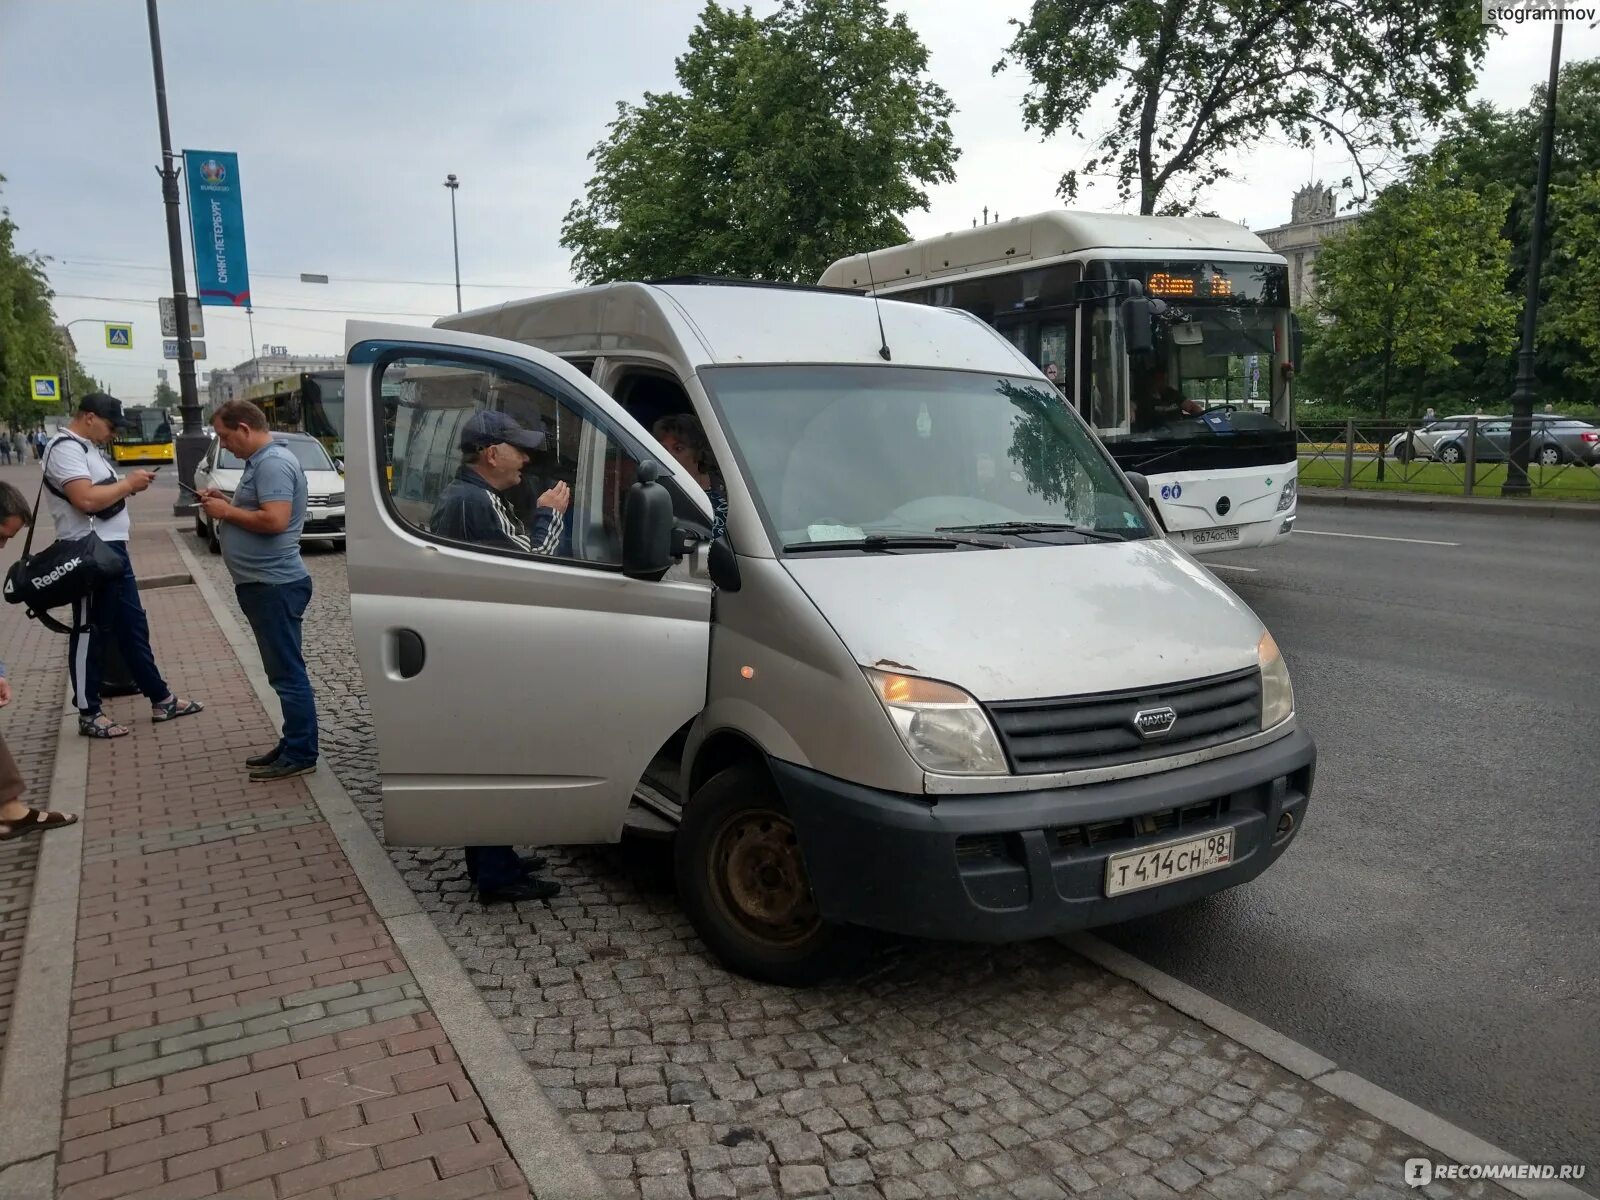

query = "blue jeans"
[
  {"left": 464, "top": 846, "right": 527, "bottom": 892},
  {"left": 236, "top": 577, "right": 318, "bottom": 766},
  {"left": 69, "top": 542, "right": 170, "bottom": 715}
]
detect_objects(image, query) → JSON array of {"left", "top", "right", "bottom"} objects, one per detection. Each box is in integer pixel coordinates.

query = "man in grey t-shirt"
[{"left": 199, "top": 399, "right": 318, "bottom": 782}]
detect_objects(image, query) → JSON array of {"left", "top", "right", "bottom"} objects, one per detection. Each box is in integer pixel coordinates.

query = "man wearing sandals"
[
  {"left": 44, "top": 394, "right": 204, "bottom": 740},
  {"left": 0, "top": 481, "right": 79, "bottom": 840},
  {"left": 199, "top": 399, "right": 318, "bottom": 782}
]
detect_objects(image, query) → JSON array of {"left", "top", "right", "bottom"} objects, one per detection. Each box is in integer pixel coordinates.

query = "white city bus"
[{"left": 820, "top": 212, "right": 1301, "bottom": 553}]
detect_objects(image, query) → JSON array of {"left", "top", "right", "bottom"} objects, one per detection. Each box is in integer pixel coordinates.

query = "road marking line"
[
  {"left": 1062, "top": 933, "right": 1592, "bottom": 1200},
  {"left": 1297, "top": 529, "right": 1460, "bottom": 547},
  {"left": 1206, "top": 563, "right": 1259, "bottom": 573}
]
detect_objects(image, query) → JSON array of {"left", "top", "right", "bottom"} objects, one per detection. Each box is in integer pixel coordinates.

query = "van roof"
[
  {"left": 435, "top": 280, "right": 1033, "bottom": 374},
  {"left": 818, "top": 210, "right": 1279, "bottom": 291}
]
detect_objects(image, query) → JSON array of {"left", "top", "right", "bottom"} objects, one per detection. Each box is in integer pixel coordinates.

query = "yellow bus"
[{"left": 110, "top": 406, "right": 175, "bottom": 465}]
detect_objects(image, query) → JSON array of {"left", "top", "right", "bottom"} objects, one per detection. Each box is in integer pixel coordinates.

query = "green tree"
[
  {"left": 0, "top": 175, "right": 103, "bottom": 428},
  {"left": 1544, "top": 171, "right": 1600, "bottom": 387},
  {"left": 154, "top": 380, "right": 179, "bottom": 410},
  {"left": 996, "top": 0, "right": 1490, "bottom": 215},
  {"left": 0, "top": 175, "right": 63, "bottom": 428},
  {"left": 560, "top": 0, "right": 957, "bottom": 283},
  {"left": 1309, "top": 163, "right": 1517, "bottom": 436},
  {"left": 1415, "top": 59, "right": 1600, "bottom": 407}
]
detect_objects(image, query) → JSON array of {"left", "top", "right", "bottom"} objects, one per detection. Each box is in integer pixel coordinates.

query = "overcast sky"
[{"left": 2, "top": 1, "right": 1593, "bottom": 402}]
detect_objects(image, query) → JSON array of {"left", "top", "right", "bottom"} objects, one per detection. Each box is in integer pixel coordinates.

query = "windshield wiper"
[
  {"left": 783, "top": 532, "right": 1005, "bottom": 553},
  {"left": 938, "top": 521, "right": 1132, "bottom": 542}
]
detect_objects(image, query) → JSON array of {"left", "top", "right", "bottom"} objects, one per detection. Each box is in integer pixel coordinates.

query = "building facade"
[
  {"left": 207, "top": 346, "right": 343, "bottom": 409},
  {"left": 1256, "top": 183, "right": 1360, "bottom": 308}
]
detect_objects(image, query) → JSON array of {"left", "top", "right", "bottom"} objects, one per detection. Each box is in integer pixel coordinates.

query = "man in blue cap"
[{"left": 430, "top": 410, "right": 570, "bottom": 903}]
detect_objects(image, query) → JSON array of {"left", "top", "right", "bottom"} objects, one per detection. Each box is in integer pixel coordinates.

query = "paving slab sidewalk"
[{"left": 0, "top": 490, "right": 549, "bottom": 1199}]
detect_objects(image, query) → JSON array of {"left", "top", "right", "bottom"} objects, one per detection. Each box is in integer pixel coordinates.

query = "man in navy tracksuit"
[{"left": 429, "top": 411, "right": 569, "bottom": 904}]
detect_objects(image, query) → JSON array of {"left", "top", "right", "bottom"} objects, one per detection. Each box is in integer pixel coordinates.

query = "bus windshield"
[
  {"left": 301, "top": 375, "right": 344, "bottom": 453},
  {"left": 1087, "top": 259, "right": 1291, "bottom": 447},
  {"left": 115, "top": 407, "right": 172, "bottom": 445}
]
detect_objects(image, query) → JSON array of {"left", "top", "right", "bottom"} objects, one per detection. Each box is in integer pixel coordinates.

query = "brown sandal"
[{"left": 0, "top": 807, "right": 80, "bottom": 841}]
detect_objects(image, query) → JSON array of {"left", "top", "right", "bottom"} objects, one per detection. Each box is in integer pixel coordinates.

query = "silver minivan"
[{"left": 344, "top": 281, "right": 1315, "bottom": 983}]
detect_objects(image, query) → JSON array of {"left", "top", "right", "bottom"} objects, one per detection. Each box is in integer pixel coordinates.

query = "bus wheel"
[{"left": 675, "top": 765, "right": 868, "bottom": 986}]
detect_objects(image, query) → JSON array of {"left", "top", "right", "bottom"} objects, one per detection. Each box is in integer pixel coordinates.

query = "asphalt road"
[{"left": 1102, "top": 504, "right": 1600, "bottom": 1175}]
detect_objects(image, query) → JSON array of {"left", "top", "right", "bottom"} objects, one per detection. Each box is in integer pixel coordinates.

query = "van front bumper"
[{"left": 772, "top": 727, "right": 1315, "bottom": 942}]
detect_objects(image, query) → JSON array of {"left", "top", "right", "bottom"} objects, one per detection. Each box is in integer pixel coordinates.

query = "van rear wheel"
[{"left": 676, "top": 765, "right": 866, "bottom": 986}]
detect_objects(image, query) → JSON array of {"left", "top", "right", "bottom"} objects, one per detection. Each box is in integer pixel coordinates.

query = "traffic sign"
[
  {"left": 163, "top": 339, "right": 206, "bottom": 361},
  {"left": 106, "top": 324, "right": 133, "bottom": 349},
  {"left": 29, "top": 375, "right": 60, "bottom": 402},
  {"left": 158, "top": 297, "right": 205, "bottom": 338}
]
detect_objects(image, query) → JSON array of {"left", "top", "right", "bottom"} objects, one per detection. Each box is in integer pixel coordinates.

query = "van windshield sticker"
[{"left": 806, "top": 523, "right": 866, "bottom": 541}]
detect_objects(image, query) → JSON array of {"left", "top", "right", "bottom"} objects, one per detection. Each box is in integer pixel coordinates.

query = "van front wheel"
[{"left": 676, "top": 765, "right": 866, "bottom": 986}]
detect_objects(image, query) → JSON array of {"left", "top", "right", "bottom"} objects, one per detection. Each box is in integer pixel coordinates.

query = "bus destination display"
[{"left": 1147, "top": 270, "right": 1234, "bottom": 299}]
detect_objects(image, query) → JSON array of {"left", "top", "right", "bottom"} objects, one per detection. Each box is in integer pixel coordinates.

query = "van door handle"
[{"left": 392, "top": 629, "right": 425, "bottom": 679}]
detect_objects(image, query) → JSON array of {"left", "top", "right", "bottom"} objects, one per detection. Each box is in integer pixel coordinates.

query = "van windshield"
[{"left": 699, "top": 366, "right": 1151, "bottom": 548}]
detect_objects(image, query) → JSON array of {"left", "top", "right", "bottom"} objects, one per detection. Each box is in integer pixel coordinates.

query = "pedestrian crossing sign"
[
  {"left": 106, "top": 323, "right": 133, "bottom": 349},
  {"left": 29, "top": 375, "right": 60, "bottom": 402}
]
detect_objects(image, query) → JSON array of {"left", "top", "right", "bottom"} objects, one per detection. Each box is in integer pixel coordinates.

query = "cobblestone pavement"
[{"left": 192, "top": 538, "right": 1513, "bottom": 1200}]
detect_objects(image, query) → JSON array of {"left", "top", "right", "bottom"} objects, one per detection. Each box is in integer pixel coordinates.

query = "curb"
[
  {"left": 170, "top": 531, "right": 605, "bottom": 1200},
  {"left": 1299, "top": 487, "right": 1600, "bottom": 521},
  {"left": 0, "top": 706, "right": 87, "bottom": 1197},
  {"left": 1063, "top": 934, "right": 1595, "bottom": 1200}
]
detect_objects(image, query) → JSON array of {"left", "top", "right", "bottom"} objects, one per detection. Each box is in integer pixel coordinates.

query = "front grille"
[
  {"left": 951, "top": 795, "right": 1233, "bottom": 866},
  {"left": 1050, "top": 796, "right": 1228, "bottom": 852},
  {"left": 987, "top": 667, "right": 1262, "bottom": 774},
  {"left": 307, "top": 494, "right": 343, "bottom": 507}
]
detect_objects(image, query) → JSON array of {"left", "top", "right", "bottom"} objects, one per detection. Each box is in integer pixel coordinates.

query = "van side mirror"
[
  {"left": 1289, "top": 312, "right": 1304, "bottom": 372},
  {"left": 1125, "top": 472, "right": 1151, "bottom": 504},
  {"left": 622, "top": 460, "right": 674, "bottom": 580}
]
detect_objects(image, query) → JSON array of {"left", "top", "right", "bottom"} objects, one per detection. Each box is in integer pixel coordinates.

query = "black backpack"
[{"left": 2, "top": 437, "right": 128, "bottom": 634}]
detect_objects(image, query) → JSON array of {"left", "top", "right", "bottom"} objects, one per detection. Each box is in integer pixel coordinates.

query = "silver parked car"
[
  {"left": 1386, "top": 414, "right": 1504, "bottom": 463},
  {"left": 193, "top": 430, "right": 347, "bottom": 552},
  {"left": 341, "top": 282, "right": 1316, "bottom": 984},
  {"left": 1430, "top": 416, "right": 1600, "bottom": 466}
]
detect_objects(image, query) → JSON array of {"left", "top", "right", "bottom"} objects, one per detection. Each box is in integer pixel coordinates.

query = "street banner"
[{"left": 183, "top": 149, "right": 252, "bottom": 307}]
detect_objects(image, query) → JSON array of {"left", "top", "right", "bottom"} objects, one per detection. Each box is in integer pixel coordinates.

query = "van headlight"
[
  {"left": 862, "top": 668, "right": 1008, "bottom": 776},
  {"left": 1258, "top": 630, "right": 1294, "bottom": 729}
]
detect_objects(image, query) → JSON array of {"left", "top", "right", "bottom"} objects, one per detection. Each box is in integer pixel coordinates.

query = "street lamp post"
[
  {"left": 1503, "top": 23, "right": 1563, "bottom": 498},
  {"left": 444, "top": 174, "right": 461, "bottom": 313},
  {"left": 145, "top": 0, "right": 205, "bottom": 516}
]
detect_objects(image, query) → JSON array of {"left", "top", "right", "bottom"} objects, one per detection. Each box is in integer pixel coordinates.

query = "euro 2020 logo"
[{"left": 200, "top": 159, "right": 226, "bottom": 185}]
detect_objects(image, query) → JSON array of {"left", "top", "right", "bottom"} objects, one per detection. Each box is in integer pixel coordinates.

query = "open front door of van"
[{"left": 343, "top": 321, "right": 712, "bottom": 847}]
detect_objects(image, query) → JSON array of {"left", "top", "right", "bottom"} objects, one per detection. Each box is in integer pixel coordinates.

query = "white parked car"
[{"left": 193, "top": 431, "right": 346, "bottom": 552}]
